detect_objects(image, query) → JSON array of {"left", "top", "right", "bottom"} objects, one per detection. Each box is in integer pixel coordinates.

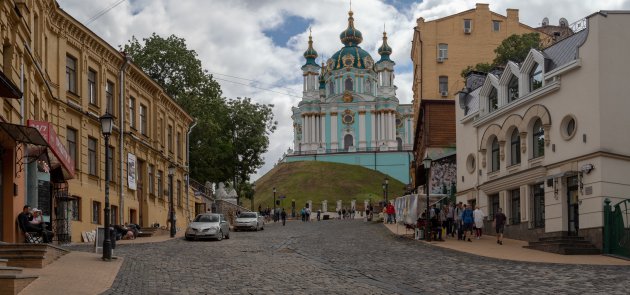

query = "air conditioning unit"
[
  {"left": 440, "top": 91, "right": 448, "bottom": 97},
  {"left": 464, "top": 27, "right": 472, "bottom": 34},
  {"left": 436, "top": 57, "right": 445, "bottom": 63}
]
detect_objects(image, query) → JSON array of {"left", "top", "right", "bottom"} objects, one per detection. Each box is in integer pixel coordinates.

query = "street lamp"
[
  {"left": 423, "top": 156, "right": 432, "bottom": 241},
  {"left": 100, "top": 113, "right": 114, "bottom": 261},
  {"left": 168, "top": 164, "right": 176, "bottom": 238},
  {"left": 251, "top": 183, "right": 256, "bottom": 211},
  {"left": 383, "top": 177, "right": 389, "bottom": 204},
  {"left": 273, "top": 187, "right": 277, "bottom": 222}
]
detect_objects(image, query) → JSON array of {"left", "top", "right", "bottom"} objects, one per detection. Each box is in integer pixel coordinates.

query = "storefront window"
[
  {"left": 510, "top": 188, "right": 521, "bottom": 224},
  {"left": 532, "top": 183, "right": 545, "bottom": 228}
]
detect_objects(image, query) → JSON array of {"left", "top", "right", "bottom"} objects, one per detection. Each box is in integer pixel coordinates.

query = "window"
[
  {"left": 110, "top": 205, "right": 118, "bottom": 225},
  {"left": 488, "top": 87, "right": 498, "bottom": 112},
  {"left": 510, "top": 189, "right": 521, "bottom": 224},
  {"left": 140, "top": 104, "right": 147, "bottom": 135},
  {"left": 529, "top": 63, "right": 543, "bottom": 91},
  {"left": 92, "top": 201, "right": 101, "bottom": 224},
  {"left": 177, "top": 180, "right": 182, "bottom": 207},
  {"left": 510, "top": 129, "right": 521, "bottom": 165},
  {"left": 71, "top": 196, "right": 81, "bottom": 221},
  {"left": 176, "top": 131, "right": 182, "bottom": 159},
  {"left": 66, "top": 55, "right": 77, "bottom": 93},
  {"left": 532, "top": 183, "right": 545, "bottom": 228},
  {"left": 168, "top": 125, "right": 173, "bottom": 153},
  {"left": 439, "top": 76, "right": 448, "bottom": 94},
  {"left": 532, "top": 119, "right": 545, "bottom": 158},
  {"left": 396, "top": 137, "right": 403, "bottom": 151},
  {"left": 489, "top": 194, "right": 499, "bottom": 220},
  {"left": 328, "top": 81, "right": 334, "bottom": 95},
  {"left": 491, "top": 138, "right": 500, "bottom": 172},
  {"left": 438, "top": 44, "right": 448, "bottom": 59},
  {"left": 157, "top": 170, "right": 164, "bottom": 198},
  {"left": 148, "top": 164, "right": 155, "bottom": 195},
  {"left": 106, "top": 81, "right": 115, "bottom": 115},
  {"left": 107, "top": 146, "right": 114, "bottom": 181},
  {"left": 88, "top": 69, "right": 97, "bottom": 105},
  {"left": 493, "top": 20, "right": 501, "bottom": 32},
  {"left": 344, "top": 77, "right": 353, "bottom": 92},
  {"left": 67, "top": 128, "right": 78, "bottom": 169},
  {"left": 88, "top": 137, "right": 97, "bottom": 176},
  {"left": 508, "top": 75, "right": 519, "bottom": 102},
  {"left": 463, "top": 19, "right": 472, "bottom": 33},
  {"left": 129, "top": 97, "right": 136, "bottom": 128}
]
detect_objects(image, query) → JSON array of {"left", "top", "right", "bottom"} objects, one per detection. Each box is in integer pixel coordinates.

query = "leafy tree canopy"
[{"left": 461, "top": 33, "right": 542, "bottom": 78}]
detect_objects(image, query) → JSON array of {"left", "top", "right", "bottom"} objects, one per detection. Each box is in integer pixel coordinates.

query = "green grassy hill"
[{"left": 245, "top": 161, "right": 405, "bottom": 212}]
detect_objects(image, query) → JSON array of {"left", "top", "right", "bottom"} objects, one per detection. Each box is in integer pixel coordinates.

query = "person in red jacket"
[{"left": 386, "top": 203, "right": 396, "bottom": 224}]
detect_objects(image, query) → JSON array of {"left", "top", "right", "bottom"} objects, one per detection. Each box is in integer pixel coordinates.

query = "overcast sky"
[{"left": 57, "top": 0, "right": 630, "bottom": 181}]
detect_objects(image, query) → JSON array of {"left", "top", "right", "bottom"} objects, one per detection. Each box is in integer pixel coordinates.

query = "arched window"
[
  {"left": 508, "top": 75, "right": 519, "bottom": 102},
  {"left": 365, "top": 79, "right": 371, "bottom": 94},
  {"left": 488, "top": 87, "right": 498, "bottom": 112},
  {"left": 344, "top": 134, "right": 354, "bottom": 151},
  {"left": 328, "top": 81, "right": 334, "bottom": 95},
  {"left": 345, "top": 77, "right": 353, "bottom": 92},
  {"left": 491, "top": 137, "right": 500, "bottom": 172},
  {"left": 530, "top": 63, "right": 543, "bottom": 91},
  {"left": 510, "top": 129, "right": 521, "bottom": 165},
  {"left": 532, "top": 119, "right": 545, "bottom": 158},
  {"left": 396, "top": 137, "right": 403, "bottom": 151}
]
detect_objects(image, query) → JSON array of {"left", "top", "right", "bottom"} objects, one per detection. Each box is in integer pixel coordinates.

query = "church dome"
[
  {"left": 339, "top": 11, "right": 363, "bottom": 46},
  {"left": 377, "top": 31, "right": 392, "bottom": 62},
  {"left": 303, "top": 34, "right": 318, "bottom": 66},
  {"left": 328, "top": 10, "right": 374, "bottom": 71}
]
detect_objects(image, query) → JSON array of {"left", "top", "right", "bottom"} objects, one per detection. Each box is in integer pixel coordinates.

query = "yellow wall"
[{"left": 0, "top": 0, "right": 196, "bottom": 243}]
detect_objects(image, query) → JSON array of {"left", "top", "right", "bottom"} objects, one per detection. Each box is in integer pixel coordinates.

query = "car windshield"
[
  {"left": 194, "top": 215, "right": 219, "bottom": 223},
  {"left": 239, "top": 213, "right": 257, "bottom": 218}
]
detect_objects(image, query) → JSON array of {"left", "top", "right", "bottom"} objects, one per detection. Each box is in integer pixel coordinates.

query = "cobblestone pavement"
[{"left": 95, "top": 221, "right": 630, "bottom": 294}]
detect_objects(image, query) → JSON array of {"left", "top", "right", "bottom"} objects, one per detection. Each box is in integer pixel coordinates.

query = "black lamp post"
[
  {"left": 168, "top": 164, "right": 176, "bottom": 238},
  {"left": 383, "top": 177, "right": 389, "bottom": 204},
  {"left": 423, "top": 156, "right": 432, "bottom": 241},
  {"left": 100, "top": 113, "right": 114, "bottom": 261},
  {"left": 273, "top": 187, "right": 277, "bottom": 222}
]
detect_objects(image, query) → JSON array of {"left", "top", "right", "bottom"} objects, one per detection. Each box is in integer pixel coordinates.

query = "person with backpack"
[{"left": 462, "top": 204, "right": 474, "bottom": 242}]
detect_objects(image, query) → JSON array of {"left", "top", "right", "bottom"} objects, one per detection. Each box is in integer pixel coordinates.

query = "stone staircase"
[
  {"left": 525, "top": 236, "right": 601, "bottom": 255},
  {"left": 0, "top": 243, "right": 69, "bottom": 268},
  {"left": 0, "top": 258, "right": 38, "bottom": 295}
]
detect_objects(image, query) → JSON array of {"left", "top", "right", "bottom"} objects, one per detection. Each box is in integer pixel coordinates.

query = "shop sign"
[
  {"left": 127, "top": 153, "right": 137, "bottom": 190},
  {"left": 27, "top": 120, "right": 75, "bottom": 178}
]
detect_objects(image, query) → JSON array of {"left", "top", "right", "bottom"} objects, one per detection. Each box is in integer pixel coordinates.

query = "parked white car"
[
  {"left": 185, "top": 213, "right": 230, "bottom": 241},
  {"left": 234, "top": 212, "right": 264, "bottom": 231}
]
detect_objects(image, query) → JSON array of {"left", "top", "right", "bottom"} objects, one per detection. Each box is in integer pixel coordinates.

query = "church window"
[
  {"left": 328, "top": 81, "right": 334, "bottom": 95},
  {"left": 365, "top": 79, "right": 371, "bottom": 94},
  {"left": 345, "top": 77, "right": 353, "bottom": 92},
  {"left": 396, "top": 137, "right": 403, "bottom": 151}
]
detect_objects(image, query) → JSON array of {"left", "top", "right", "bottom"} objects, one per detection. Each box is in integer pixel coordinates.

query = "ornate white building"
[{"left": 286, "top": 9, "right": 414, "bottom": 184}]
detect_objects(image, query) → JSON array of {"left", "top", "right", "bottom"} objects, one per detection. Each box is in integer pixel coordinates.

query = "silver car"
[
  {"left": 234, "top": 212, "right": 264, "bottom": 231},
  {"left": 185, "top": 213, "right": 230, "bottom": 241}
]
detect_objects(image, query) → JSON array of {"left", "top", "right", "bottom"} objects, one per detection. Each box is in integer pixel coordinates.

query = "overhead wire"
[{"left": 85, "top": 0, "right": 126, "bottom": 25}]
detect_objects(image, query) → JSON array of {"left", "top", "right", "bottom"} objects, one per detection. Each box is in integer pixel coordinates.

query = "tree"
[
  {"left": 460, "top": 33, "right": 542, "bottom": 78},
  {"left": 122, "top": 34, "right": 276, "bottom": 187},
  {"left": 493, "top": 33, "right": 541, "bottom": 65}
]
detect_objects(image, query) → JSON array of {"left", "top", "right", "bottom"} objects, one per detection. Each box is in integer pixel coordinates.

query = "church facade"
[{"left": 285, "top": 10, "right": 414, "bottom": 184}]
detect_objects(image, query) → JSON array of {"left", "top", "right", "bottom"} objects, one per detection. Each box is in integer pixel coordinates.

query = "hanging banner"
[{"left": 127, "top": 153, "right": 137, "bottom": 190}]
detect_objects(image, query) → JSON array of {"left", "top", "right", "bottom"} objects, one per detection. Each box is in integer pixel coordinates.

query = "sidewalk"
[
  {"left": 383, "top": 223, "right": 630, "bottom": 266},
  {"left": 18, "top": 229, "right": 184, "bottom": 294}
]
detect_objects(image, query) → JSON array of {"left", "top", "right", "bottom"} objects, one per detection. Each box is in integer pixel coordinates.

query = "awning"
[
  {"left": 27, "top": 120, "right": 75, "bottom": 180},
  {"left": 0, "top": 122, "right": 48, "bottom": 146},
  {"left": 0, "top": 70, "right": 22, "bottom": 99}
]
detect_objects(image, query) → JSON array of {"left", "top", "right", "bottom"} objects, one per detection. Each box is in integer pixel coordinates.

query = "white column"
[
  {"left": 370, "top": 111, "right": 376, "bottom": 148},
  {"left": 390, "top": 111, "right": 396, "bottom": 141},
  {"left": 310, "top": 115, "right": 316, "bottom": 147},
  {"left": 377, "top": 112, "right": 383, "bottom": 143},
  {"left": 302, "top": 114, "right": 308, "bottom": 146},
  {"left": 383, "top": 111, "right": 389, "bottom": 142},
  {"left": 331, "top": 113, "right": 338, "bottom": 149},
  {"left": 321, "top": 113, "right": 326, "bottom": 148},
  {"left": 359, "top": 111, "right": 366, "bottom": 148}
]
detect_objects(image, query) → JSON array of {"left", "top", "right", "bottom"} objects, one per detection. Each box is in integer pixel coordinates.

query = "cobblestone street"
[{"left": 100, "top": 221, "right": 630, "bottom": 294}]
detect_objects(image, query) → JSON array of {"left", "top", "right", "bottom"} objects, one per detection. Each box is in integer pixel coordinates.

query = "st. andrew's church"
[{"left": 285, "top": 9, "right": 414, "bottom": 184}]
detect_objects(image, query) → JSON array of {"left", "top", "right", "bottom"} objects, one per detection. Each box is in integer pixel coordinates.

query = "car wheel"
[
  {"left": 255, "top": 223, "right": 259, "bottom": 231},
  {"left": 225, "top": 230, "right": 230, "bottom": 239},
  {"left": 217, "top": 230, "right": 223, "bottom": 241}
]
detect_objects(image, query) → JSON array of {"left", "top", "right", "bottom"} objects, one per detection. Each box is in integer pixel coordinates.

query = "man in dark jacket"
[{"left": 17, "top": 205, "right": 53, "bottom": 243}]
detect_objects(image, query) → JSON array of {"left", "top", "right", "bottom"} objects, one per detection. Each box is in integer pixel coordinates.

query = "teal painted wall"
[{"left": 284, "top": 151, "right": 412, "bottom": 184}]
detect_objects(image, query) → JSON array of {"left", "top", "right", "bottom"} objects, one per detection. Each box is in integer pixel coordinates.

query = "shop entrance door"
[{"left": 567, "top": 176, "right": 579, "bottom": 236}]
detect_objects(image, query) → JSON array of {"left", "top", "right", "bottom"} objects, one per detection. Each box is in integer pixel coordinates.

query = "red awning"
[{"left": 27, "top": 120, "right": 75, "bottom": 179}]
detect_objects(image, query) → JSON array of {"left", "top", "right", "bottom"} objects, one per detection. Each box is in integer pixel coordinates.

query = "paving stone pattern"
[{"left": 96, "top": 221, "right": 630, "bottom": 294}]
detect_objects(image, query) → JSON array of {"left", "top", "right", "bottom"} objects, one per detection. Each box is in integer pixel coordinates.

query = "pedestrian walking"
[
  {"left": 446, "top": 203, "right": 455, "bottom": 237},
  {"left": 317, "top": 209, "right": 321, "bottom": 221},
  {"left": 473, "top": 206, "right": 486, "bottom": 239},
  {"left": 455, "top": 202, "right": 463, "bottom": 239},
  {"left": 494, "top": 208, "right": 507, "bottom": 245},
  {"left": 281, "top": 209, "right": 287, "bottom": 226},
  {"left": 462, "top": 204, "right": 474, "bottom": 242}
]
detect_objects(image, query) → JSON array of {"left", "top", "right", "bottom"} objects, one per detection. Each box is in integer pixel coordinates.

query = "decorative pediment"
[{"left": 499, "top": 61, "right": 520, "bottom": 86}]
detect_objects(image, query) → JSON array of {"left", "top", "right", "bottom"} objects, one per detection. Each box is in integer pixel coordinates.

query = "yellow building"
[
  {"left": 410, "top": 3, "right": 544, "bottom": 188},
  {"left": 0, "top": 0, "right": 195, "bottom": 243}
]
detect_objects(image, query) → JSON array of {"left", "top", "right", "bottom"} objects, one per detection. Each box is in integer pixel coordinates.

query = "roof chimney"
[
  {"left": 506, "top": 8, "right": 519, "bottom": 21},
  {"left": 476, "top": 3, "right": 489, "bottom": 11}
]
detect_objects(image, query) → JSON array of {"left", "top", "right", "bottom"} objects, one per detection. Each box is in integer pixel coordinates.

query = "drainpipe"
[
  {"left": 185, "top": 118, "right": 197, "bottom": 221},
  {"left": 119, "top": 52, "right": 131, "bottom": 223}
]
